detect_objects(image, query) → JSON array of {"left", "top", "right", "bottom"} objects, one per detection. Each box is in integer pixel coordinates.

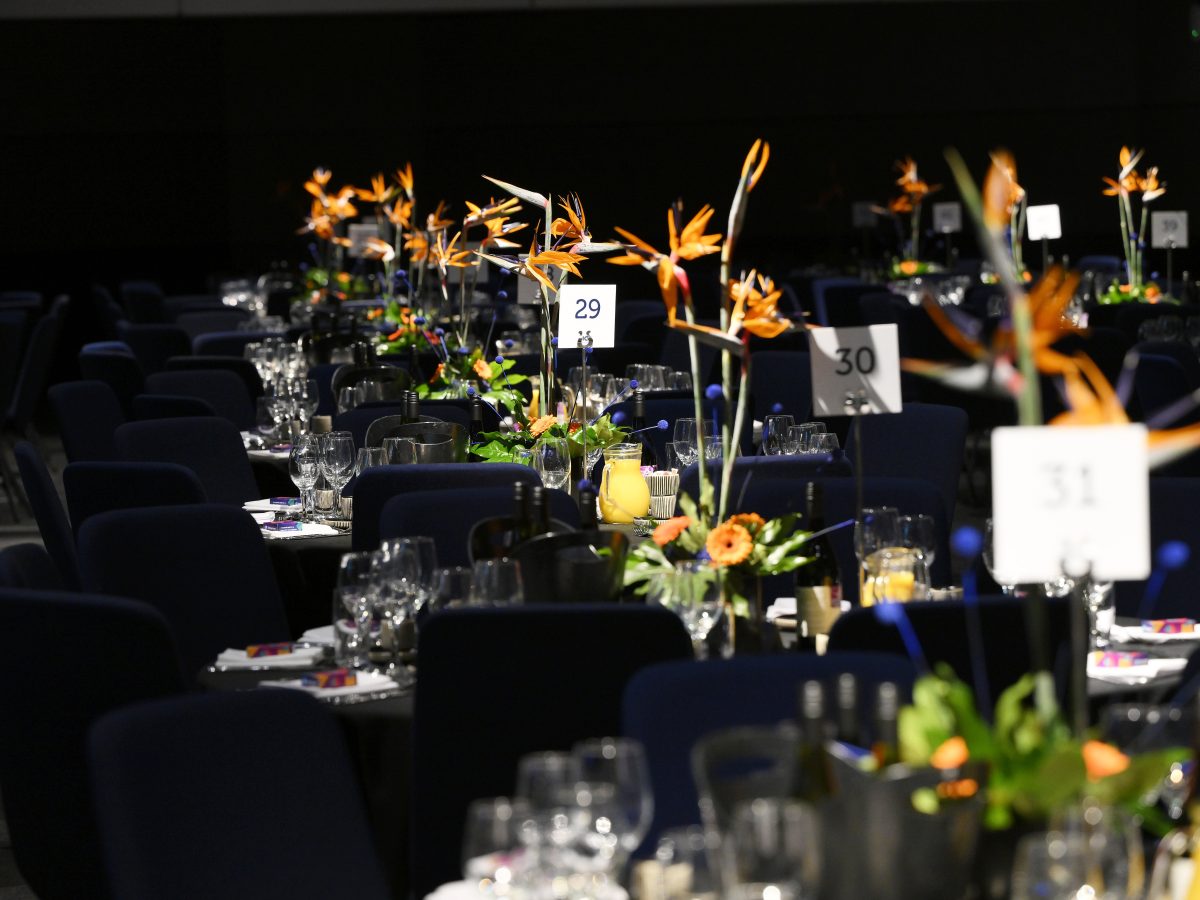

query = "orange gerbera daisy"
[
  {"left": 652, "top": 516, "right": 692, "bottom": 547},
  {"left": 727, "top": 512, "right": 766, "bottom": 530},
  {"left": 528, "top": 414, "right": 558, "bottom": 438},
  {"left": 473, "top": 358, "right": 494, "bottom": 380},
  {"left": 1082, "top": 740, "right": 1130, "bottom": 781},
  {"left": 706, "top": 522, "right": 753, "bottom": 566},
  {"left": 929, "top": 736, "right": 969, "bottom": 770},
  {"left": 429, "top": 362, "right": 445, "bottom": 384}
]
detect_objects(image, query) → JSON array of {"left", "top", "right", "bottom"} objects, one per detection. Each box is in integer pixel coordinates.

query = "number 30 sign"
[
  {"left": 808, "top": 324, "right": 903, "bottom": 416},
  {"left": 556, "top": 284, "right": 616, "bottom": 350}
]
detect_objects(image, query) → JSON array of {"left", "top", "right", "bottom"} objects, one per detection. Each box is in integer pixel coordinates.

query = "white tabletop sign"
[
  {"left": 517, "top": 274, "right": 541, "bottom": 305},
  {"left": 932, "top": 202, "right": 963, "bottom": 234},
  {"left": 852, "top": 202, "right": 877, "bottom": 229},
  {"left": 808, "top": 324, "right": 902, "bottom": 416},
  {"left": 991, "top": 424, "right": 1150, "bottom": 584},
  {"left": 1151, "top": 211, "right": 1188, "bottom": 249},
  {"left": 346, "top": 223, "right": 380, "bottom": 258},
  {"left": 1026, "top": 204, "right": 1062, "bottom": 241},
  {"left": 556, "top": 284, "right": 616, "bottom": 350}
]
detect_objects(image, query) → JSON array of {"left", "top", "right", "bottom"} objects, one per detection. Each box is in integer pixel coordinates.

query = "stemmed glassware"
[
  {"left": 469, "top": 558, "right": 524, "bottom": 606},
  {"left": 762, "top": 415, "right": 795, "bottom": 456},
  {"left": 673, "top": 419, "right": 699, "bottom": 468},
  {"left": 656, "top": 560, "right": 724, "bottom": 658},
  {"left": 534, "top": 437, "right": 570, "bottom": 491},
  {"left": 898, "top": 513, "right": 937, "bottom": 588},
  {"left": 854, "top": 506, "right": 899, "bottom": 605},
  {"left": 333, "top": 551, "right": 375, "bottom": 668},
  {"left": 386, "top": 536, "right": 438, "bottom": 614},
  {"left": 288, "top": 435, "right": 320, "bottom": 520},
  {"left": 571, "top": 738, "right": 654, "bottom": 865},
  {"left": 319, "top": 432, "right": 355, "bottom": 520},
  {"left": 982, "top": 518, "right": 1017, "bottom": 596}
]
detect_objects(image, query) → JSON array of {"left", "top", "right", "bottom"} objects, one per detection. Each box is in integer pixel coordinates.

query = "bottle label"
[{"left": 798, "top": 586, "right": 843, "bottom": 635}]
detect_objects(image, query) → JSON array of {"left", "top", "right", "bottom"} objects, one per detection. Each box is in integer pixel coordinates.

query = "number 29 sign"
[
  {"left": 556, "top": 284, "right": 616, "bottom": 350},
  {"left": 808, "top": 324, "right": 903, "bottom": 416}
]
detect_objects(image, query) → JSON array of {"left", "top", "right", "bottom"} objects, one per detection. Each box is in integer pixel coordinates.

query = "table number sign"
[
  {"left": 808, "top": 324, "right": 902, "bottom": 416},
  {"left": 556, "top": 284, "right": 616, "bottom": 349},
  {"left": 1026, "top": 204, "right": 1062, "bottom": 241},
  {"left": 991, "top": 424, "right": 1150, "bottom": 584},
  {"left": 932, "top": 202, "right": 963, "bottom": 234},
  {"left": 346, "top": 223, "right": 380, "bottom": 258},
  {"left": 1151, "top": 211, "right": 1188, "bottom": 249}
]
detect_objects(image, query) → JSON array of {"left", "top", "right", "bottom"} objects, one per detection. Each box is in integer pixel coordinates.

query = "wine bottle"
[
  {"left": 872, "top": 682, "right": 901, "bottom": 769},
  {"left": 794, "top": 680, "right": 835, "bottom": 803},
  {"left": 834, "top": 673, "right": 861, "bottom": 747},
  {"left": 795, "top": 482, "right": 843, "bottom": 648},
  {"left": 406, "top": 390, "right": 420, "bottom": 424},
  {"left": 529, "top": 486, "right": 551, "bottom": 536},
  {"left": 578, "top": 482, "right": 599, "bottom": 531},
  {"left": 512, "top": 482, "right": 531, "bottom": 544},
  {"left": 468, "top": 396, "right": 485, "bottom": 460},
  {"left": 630, "top": 389, "right": 658, "bottom": 468}
]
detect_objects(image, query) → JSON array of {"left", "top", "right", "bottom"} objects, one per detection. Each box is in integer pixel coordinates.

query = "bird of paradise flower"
[
  {"left": 296, "top": 167, "right": 363, "bottom": 298},
  {"left": 1098, "top": 146, "right": 1167, "bottom": 303},
  {"left": 877, "top": 156, "right": 941, "bottom": 269}
]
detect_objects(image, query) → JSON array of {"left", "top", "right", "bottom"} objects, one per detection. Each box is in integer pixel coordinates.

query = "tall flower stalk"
[{"left": 1100, "top": 146, "right": 1167, "bottom": 303}]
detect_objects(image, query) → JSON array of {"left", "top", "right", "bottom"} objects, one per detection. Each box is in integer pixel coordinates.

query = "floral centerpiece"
[
  {"left": 1097, "top": 146, "right": 1170, "bottom": 304},
  {"left": 624, "top": 496, "right": 813, "bottom": 618},
  {"left": 470, "top": 411, "right": 628, "bottom": 464},
  {"left": 880, "top": 156, "right": 943, "bottom": 278}
]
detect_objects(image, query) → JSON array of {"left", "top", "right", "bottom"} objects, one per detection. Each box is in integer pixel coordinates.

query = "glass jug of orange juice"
[{"left": 599, "top": 443, "right": 651, "bottom": 525}]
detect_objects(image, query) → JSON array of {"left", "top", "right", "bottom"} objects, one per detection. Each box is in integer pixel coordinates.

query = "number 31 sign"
[
  {"left": 556, "top": 284, "right": 616, "bottom": 350},
  {"left": 808, "top": 324, "right": 903, "bottom": 416}
]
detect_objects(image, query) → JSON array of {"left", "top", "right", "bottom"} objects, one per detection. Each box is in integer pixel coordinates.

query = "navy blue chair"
[
  {"left": 79, "top": 348, "right": 145, "bottom": 419},
  {"left": 119, "top": 280, "right": 165, "bottom": 322},
  {"left": 412, "top": 604, "right": 693, "bottom": 898},
  {"left": 144, "top": 369, "right": 255, "bottom": 430},
  {"left": 331, "top": 404, "right": 402, "bottom": 449},
  {"left": 0, "top": 543, "right": 62, "bottom": 589},
  {"left": 0, "top": 588, "right": 184, "bottom": 900},
  {"left": 114, "top": 417, "right": 259, "bottom": 506},
  {"left": 115, "top": 322, "right": 192, "bottom": 375},
  {"left": 680, "top": 455, "right": 853, "bottom": 506},
  {"left": 63, "top": 461, "right": 207, "bottom": 537},
  {"left": 827, "top": 595, "right": 1070, "bottom": 704},
  {"left": 5, "top": 308, "right": 62, "bottom": 440},
  {"left": 379, "top": 486, "right": 580, "bottom": 566},
  {"left": 1115, "top": 478, "right": 1200, "bottom": 618},
  {"left": 77, "top": 504, "right": 290, "bottom": 680},
  {"left": 0, "top": 290, "right": 42, "bottom": 311},
  {"left": 808, "top": 277, "right": 866, "bottom": 327},
  {"left": 174, "top": 308, "right": 252, "bottom": 340},
  {"left": 307, "top": 362, "right": 342, "bottom": 416},
  {"left": 749, "top": 351, "right": 812, "bottom": 424},
  {"left": 843, "top": 402, "right": 967, "bottom": 523},
  {"left": 162, "top": 293, "right": 224, "bottom": 320},
  {"left": 1077, "top": 255, "right": 1124, "bottom": 273},
  {"left": 48, "top": 381, "right": 126, "bottom": 462},
  {"left": 352, "top": 463, "right": 541, "bottom": 550},
  {"left": 193, "top": 330, "right": 275, "bottom": 357},
  {"left": 1135, "top": 354, "right": 1191, "bottom": 425},
  {"left": 165, "top": 355, "right": 264, "bottom": 399},
  {"left": 622, "top": 653, "right": 918, "bottom": 847},
  {"left": 131, "top": 393, "right": 217, "bottom": 420},
  {"left": 13, "top": 441, "right": 79, "bottom": 590},
  {"left": 89, "top": 691, "right": 391, "bottom": 900}
]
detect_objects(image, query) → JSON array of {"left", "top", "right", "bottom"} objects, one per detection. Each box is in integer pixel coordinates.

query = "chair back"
[
  {"left": 353, "top": 463, "right": 540, "bottom": 550},
  {"left": 174, "top": 308, "right": 252, "bottom": 340},
  {"left": 164, "top": 355, "right": 264, "bottom": 399},
  {"left": 192, "top": 330, "right": 274, "bottom": 357},
  {"left": 145, "top": 369, "right": 255, "bottom": 429},
  {"left": 1116, "top": 478, "right": 1200, "bottom": 617},
  {"left": 827, "top": 595, "right": 1070, "bottom": 702},
  {"left": 115, "top": 322, "right": 192, "bottom": 375},
  {"left": 64, "top": 461, "right": 207, "bottom": 537},
  {"left": 749, "top": 351, "right": 812, "bottom": 423},
  {"left": 13, "top": 441, "right": 79, "bottom": 589},
  {"left": 77, "top": 504, "right": 289, "bottom": 681},
  {"left": 412, "top": 604, "right": 692, "bottom": 898},
  {"left": 114, "top": 416, "right": 259, "bottom": 506},
  {"left": 78, "top": 349, "right": 145, "bottom": 419},
  {"left": 48, "top": 380, "right": 126, "bottom": 462},
  {"left": 0, "top": 588, "right": 183, "bottom": 899},
  {"left": 380, "top": 486, "right": 580, "bottom": 567},
  {"left": 0, "top": 542, "right": 62, "bottom": 589},
  {"left": 7, "top": 309, "right": 62, "bottom": 429},
  {"left": 843, "top": 401, "right": 967, "bottom": 522},
  {"left": 119, "top": 280, "right": 165, "bottom": 322},
  {"left": 89, "top": 691, "right": 391, "bottom": 900},
  {"left": 622, "top": 652, "right": 917, "bottom": 846},
  {"left": 131, "top": 394, "right": 216, "bottom": 419}
]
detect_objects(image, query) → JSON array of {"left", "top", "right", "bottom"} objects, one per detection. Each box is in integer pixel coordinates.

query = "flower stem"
[
  {"left": 718, "top": 353, "right": 749, "bottom": 524},
  {"left": 682, "top": 298, "right": 711, "bottom": 522}
]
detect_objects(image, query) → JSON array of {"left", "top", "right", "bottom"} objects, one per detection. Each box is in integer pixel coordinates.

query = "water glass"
[
  {"left": 809, "top": 432, "right": 839, "bottom": 453},
  {"left": 534, "top": 437, "right": 570, "bottom": 491},
  {"left": 384, "top": 536, "right": 437, "bottom": 613},
  {"left": 572, "top": 738, "right": 654, "bottom": 860},
  {"left": 898, "top": 513, "right": 937, "bottom": 587},
  {"left": 255, "top": 397, "right": 279, "bottom": 445},
  {"left": 654, "top": 827, "right": 720, "bottom": 900},
  {"left": 762, "top": 415, "right": 795, "bottom": 456},
  {"left": 337, "top": 386, "right": 358, "bottom": 415},
  {"left": 469, "top": 558, "right": 524, "bottom": 606},
  {"left": 288, "top": 435, "right": 320, "bottom": 519},
  {"left": 382, "top": 436, "right": 417, "bottom": 465},
  {"left": 430, "top": 566, "right": 474, "bottom": 611},
  {"left": 333, "top": 551, "right": 375, "bottom": 668},
  {"left": 462, "top": 797, "right": 532, "bottom": 889},
  {"left": 722, "top": 799, "right": 820, "bottom": 900},
  {"left": 1011, "top": 820, "right": 1140, "bottom": 900},
  {"left": 355, "top": 447, "right": 383, "bottom": 477}
]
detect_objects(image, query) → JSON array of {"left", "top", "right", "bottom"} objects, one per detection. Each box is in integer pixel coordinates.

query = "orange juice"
[{"left": 599, "top": 444, "right": 651, "bottom": 524}]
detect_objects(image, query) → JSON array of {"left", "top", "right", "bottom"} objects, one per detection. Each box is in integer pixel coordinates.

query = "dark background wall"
[{"left": 2, "top": 0, "right": 1197, "bottom": 302}]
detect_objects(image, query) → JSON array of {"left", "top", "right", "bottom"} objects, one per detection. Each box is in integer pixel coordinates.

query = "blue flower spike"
[
  {"left": 705, "top": 383, "right": 723, "bottom": 401},
  {"left": 576, "top": 478, "right": 594, "bottom": 493},
  {"left": 611, "top": 411, "right": 627, "bottom": 425},
  {"left": 629, "top": 379, "right": 639, "bottom": 389},
  {"left": 951, "top": 525, "right": 983, "bottom": 560},
  {"left": 551, "top": 337, "right": 559, "bottom": 347},
  {"left": 657, "top": 419, "right": 668, "bottom": 431},
  {"left": 497, "top": 290, "right": 509, "bottom": 301},
  {"left": 1141, "top": 540, "right": 1191, "bottom": 619},
  {"left": 504, "top": 339, "right": 515, "bottom": 349},
  {"left": 414, "top": 316, "right": 426, "bottom": 326},
  {"left": 495, "top": 355, "right": 505, "bottom": 364},
  {"left": 771, "top": 402, "right": 784, "bottom": 414},
  {"left": 466, "top": 386, "right": 476, "bottom": 397},
  {"left": 434, "top": 327, "right": 445, "bottom": 337}
]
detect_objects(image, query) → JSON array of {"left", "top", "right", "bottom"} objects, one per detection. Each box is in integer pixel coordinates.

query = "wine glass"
[
  {"left": 469, "top": 558, "right": 524, "bottom": 606},
  {"left": 267, "top": 384, "right": 295, "bottom": 442},
  {"left": 297, "top": 377, "right": 319, "bottom": 432},
  {"left": 572, "top": 738, "right": 654, "bottom": 862},
  {"left": 655, "top": 827, "right": 719, "bottom": 900},
  {"left": 385, "top": 536, "right": 438, "bottom": 613},
  {"left": 699, "top": 421, "right": 721, "bottom": 461},
  {"left": 319, "top": 432, "right": 355, "bottom": 521},
  {"left": 355, "top": 447, "right": 383, "bottom": 477},
  {"left": 534, "top": 437, "right": 570, "bottom": 491},
  {"left": 429, "top": 566, "right": 474, "bottom": 612},
  {"left": 333, "top": 551, "right": 375, "bottom": 668},
  {"left": 673, "top": 419, "right": 698, "bottom": 467},
  {"left": 898, "top": 513, "right": 937, "bottom": 588},
  {"left": 461, "top": 797, "right": 532, "bottom": 889},
  {"left": 288, "top": 435, "right": 320, "bottom": 520},
  {"left": 762, "top": 415, "right": 795, "bottom": 456},
  {"left": 658, "top": 560, "right": 724, "bottom": 658},
  {"left": 982, "top": 519, "right": 1017, "bottom": 596},
  {"left": 515, "top": 751, "right": 587, "bottom": 877},
  {"left": 809, "top": 432, "right": 839, "bottom": 454},
  {"left": 254, "top": 397, "right": 278, "bottom": 447}
]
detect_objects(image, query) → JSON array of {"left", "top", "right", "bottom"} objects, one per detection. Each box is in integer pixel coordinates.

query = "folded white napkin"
[
  {"left": 1087, "top": 656, "right": 1188, "bottom": 683},
  {"left": 298, "top": 624, "right": 335, "bottom": 645},
  {"left": 244, "top": 498, "right": 303, "bottom": 512},
  {"left": 425, "top": 881, "right": 627, "bottom": 900},
  {"left": 214, "top": 646, "right": 325, "bottom": 670},
  {"left": 247, "top": 447, "right": 291, "bottom": 460},
  {"left": 260, "top": 523, "right": 340, "bottom": 540},
  {"left": 1110, "top": 624, "right": 1200, "bottom": 645},
  {"left": 260, "top": 669, "right": 399, "bottom": 699},
  {"left": 249, "top": 511, "right": 274, "bottom": 525},
  {"left": 766, "top": 597, "right": 797, "bottom": 621}
]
